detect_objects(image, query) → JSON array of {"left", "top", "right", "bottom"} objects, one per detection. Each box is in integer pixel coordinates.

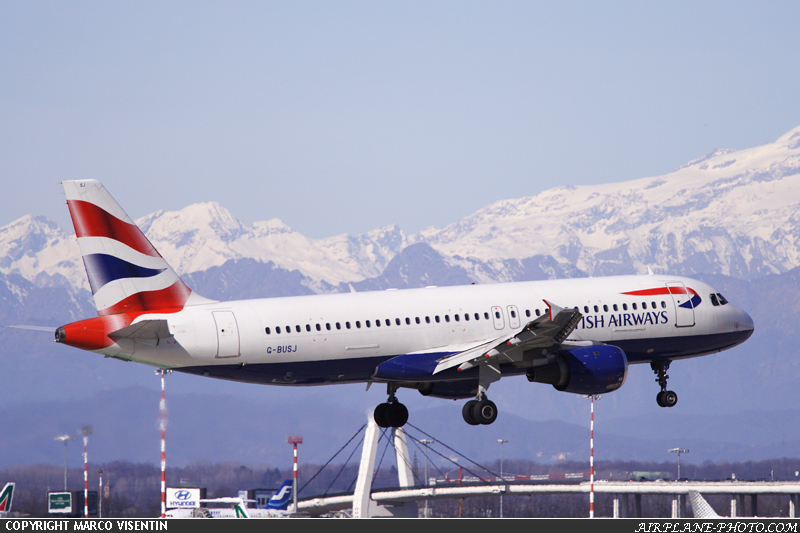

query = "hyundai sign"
[{"left": 166, "top": 488, "right": 203, "bottom": 509}]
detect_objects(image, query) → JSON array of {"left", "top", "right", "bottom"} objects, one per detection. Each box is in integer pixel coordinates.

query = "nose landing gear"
[{"left": 652, "top": 361, "right": 678, "bottom": 408}]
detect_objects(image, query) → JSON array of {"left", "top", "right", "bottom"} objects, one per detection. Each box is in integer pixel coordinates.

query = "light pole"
[
  {"left": 78, "top": 426, "right": 93, "bottom": 518},
  {"left": 97, "top": 469, "right": 104, "bottom": 519},
  {"left": 287, "top": 436, "right": 303, "bottom": 514},
  {"left": 54, "top": 435, "right": 75, "bottom": 491},
  {"left": 587, "top": 395, "right": 600, "bottom": 518},
  {"left": 497, "top": 439, "right": 508, "bottom": 518},
  {"left": 669, "top": 448, "right": 689, "bottom": 480},
  {"left": 419, "top": 439, "right": 434, "bottom": 518}
]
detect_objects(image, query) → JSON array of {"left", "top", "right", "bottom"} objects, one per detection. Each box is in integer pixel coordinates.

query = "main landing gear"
[
  {"left": 462, "top": 394, "right": 498, "bottom": 426},
  {"left": 651, "top": 361, "right": 678, "bottom": 408},
  {"left": 373, "top": 386, "right": 409, "bottom": 428}
]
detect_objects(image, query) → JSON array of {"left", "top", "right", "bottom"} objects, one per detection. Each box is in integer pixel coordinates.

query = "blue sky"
[{"left": 2, "top": 1, "right": 799, "bottom": 238}]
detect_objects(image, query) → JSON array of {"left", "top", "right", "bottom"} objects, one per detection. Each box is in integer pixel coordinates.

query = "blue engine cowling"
[{"left": 525, "top": 344, "right": 628, "bottom": 395}]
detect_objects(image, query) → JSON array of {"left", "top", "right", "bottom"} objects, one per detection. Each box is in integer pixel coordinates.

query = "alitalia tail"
[{"left": 54, "top": 180, "right": 754, "bottom": 427}]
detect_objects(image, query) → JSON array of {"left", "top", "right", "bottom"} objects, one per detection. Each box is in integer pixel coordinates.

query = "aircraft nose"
[{"left": 733, "top": 307, "right": 754, "bottom": 336}]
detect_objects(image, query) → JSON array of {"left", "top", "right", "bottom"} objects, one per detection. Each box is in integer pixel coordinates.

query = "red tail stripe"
[
  {"left": 98, "top": 280, "right": 192, "bottom": 316},
  {"left": 67, "top": 200, "right": 161, "bottom": 258}
]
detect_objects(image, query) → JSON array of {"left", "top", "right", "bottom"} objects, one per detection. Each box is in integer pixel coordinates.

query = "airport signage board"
[
  {"left": 48, "top": 492, "right": 71, "bottom": 514},
  {"left": 166, "top": 488, "right": 202, "bottom": 509}
]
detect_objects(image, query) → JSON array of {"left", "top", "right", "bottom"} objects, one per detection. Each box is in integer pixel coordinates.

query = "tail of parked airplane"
[
  {"left": 266, "top": 480, "right": 293, "bottom": 510},
  {"left": 0, "top": 483, "right": 15, "bottom": 517},
  {"left": 688, "top": 490, "right": 721, "bottom": 518},
  {"left": 62, "top": 180, "right": 203, "bottom": 316}
]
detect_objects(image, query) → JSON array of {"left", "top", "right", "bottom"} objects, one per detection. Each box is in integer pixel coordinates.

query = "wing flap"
[{"left": 433, "top": 301, "right": 582, "bottom": 374}]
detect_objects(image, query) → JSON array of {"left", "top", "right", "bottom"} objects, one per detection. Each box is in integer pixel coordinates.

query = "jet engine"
[{"left": 526, "top": 344, "right": 627, "bottom": 395}]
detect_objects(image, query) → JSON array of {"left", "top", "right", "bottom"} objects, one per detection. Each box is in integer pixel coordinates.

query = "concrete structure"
[{"left": 296, "top": 412, "right": 800, "bottom": 518}]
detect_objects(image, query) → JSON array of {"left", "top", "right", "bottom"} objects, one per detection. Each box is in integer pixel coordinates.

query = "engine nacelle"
[{"left": 526, "top": 344, "right": 628, "bottom": 395}]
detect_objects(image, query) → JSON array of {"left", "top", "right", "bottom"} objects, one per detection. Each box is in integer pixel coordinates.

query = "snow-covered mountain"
[
  {"left": 2, "top": 126, "right": 800, "bottom": 294},
  {"left": 412, "top": 126, "right": 800, "bottom": 281}
]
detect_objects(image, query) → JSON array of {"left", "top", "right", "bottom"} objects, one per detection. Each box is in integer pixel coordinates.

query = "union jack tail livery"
[{"left": 63, "top": 180, "right": 195, "bottom": 316}]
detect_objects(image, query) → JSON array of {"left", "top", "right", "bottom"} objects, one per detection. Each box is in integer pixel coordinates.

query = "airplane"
[
  {"left": 0, "top": 483, "right": 15, "bottom": 518},
  {"left": 165, "top": 480, "right": 293, "bottom": 518},
  {"left": 52, "top": 180, "right": 754, "bottom": 427}
]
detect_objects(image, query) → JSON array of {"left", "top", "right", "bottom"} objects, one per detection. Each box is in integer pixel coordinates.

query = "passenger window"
[
  {"left": 583, "top": 306, "right": 589, "bottom": 313},
  {"left": 445, "top": 315, "right": 450, "bottom": 322},
  {"left": 535, "top": 309, "right": 541, "bottom": 317},
  {"left": 475, "top": 313, "right": 480, "bottom": 320},
  {"left": 510, "top": 310, "right": 516, "bottom": 318},
  {"left": 397, "top": 318, "right": 402, "bottom": 326},
  {"left": 464, "top": 313, "right": 469, "bottom": 321},
  {"left": 375, "top": 320, "right": 380, "bottom": 327},
  {"left": 661, "top": 301, "right": 667, "bottom": 308},
  {"left": 525, "top": 310, "right": 531, "bottom": 317},
  {"left": 594, "top": 305, "right": 599, "bottom": 313},
  {"left": 286, "top": 326, "right": 291, "bottom": 334},
  {"left": 454, "top": 314, "right": 460, "bottom": 322},
  {"left": 326, "top": 323, "right": 331, "bottom": 330},
  {"left": 296, "top": 325, "right": 301, "bottom": 333},
  {"left": 356, "top": 321, "right": 361, "bottom": 328},
  {"left": 416, "top": 317, "right": 421, "bottom": 324},
  {"left": 425, "top": 317, "right": 431, "bottom": 324},
  {"left": 276, "top": 326, "right": 281, "bottom": 334},
  {"left": 603, "top": 305, "right": 608, "bottom": 312},
  {"left": 494, "top": 311, "right": 500, "bottom": 319},
  {"left": 306, "top": 324, "right": 311, "bottom": 332},
  {"left": 641, "top": 302, "right": 647, "bottom": 309},
  {"left": 386, "top": 319, "right": 391, "bottom": 326},
  {"left": 366, "top": 320, "right": 371, "bottom": 328},
  {"left": 316, "top": 324, "right": 321, "bottom": 331},
  {"left": 484, "top": 312, "right": 490, "bottom": 320},
  {"left": 622, "top": 303, "right": 628, "bottom": 311},
  {"left": 336, "top": 322, "right": 341, "bottom": 330},
  {"left": 435, "top": 316, "right": 440, "bottom": 323},
  {"left": 265, "top": 327, "right": 271, "bottom": 335},
  {"left": 632, "top": 303, "right": 637, "bottom": 310},
  {"left": 613, "top": 304, "right": 618, "bottom": 312},
  {"left": 405, "top": 318, "right": 410, "bottom": 325},
  {"left": 346, "top": 322, "right": 351, "bottom": 329},
  {"left": 651, "top": 301, "right": 656, "bottom": 309}
]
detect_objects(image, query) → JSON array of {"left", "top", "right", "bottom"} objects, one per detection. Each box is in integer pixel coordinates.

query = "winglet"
[{"left": 544, "top": 299, "right": 562, "bottom": 321}]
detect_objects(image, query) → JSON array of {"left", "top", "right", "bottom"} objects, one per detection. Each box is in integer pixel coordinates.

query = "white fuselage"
[{"left": 96, "top": 273, "right": 753, "bottom": 387}]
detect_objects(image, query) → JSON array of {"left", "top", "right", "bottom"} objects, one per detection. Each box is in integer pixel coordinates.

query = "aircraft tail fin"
[
  {"left": 266, "top": 480, "right": 293, "bottom": 510},
  {"left": 688, "top": 490, "right": 721, "bottom": 518},
  {"left": 62, "top": 180, "right": 209, "bottom": 316},
  {"left": 0, "top": 483, "right": 15, "bottom": 515}
]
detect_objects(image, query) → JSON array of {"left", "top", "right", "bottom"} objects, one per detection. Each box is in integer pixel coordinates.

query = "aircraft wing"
[{"left": 433, "top": 300, "right": 582, "bottom": 375}]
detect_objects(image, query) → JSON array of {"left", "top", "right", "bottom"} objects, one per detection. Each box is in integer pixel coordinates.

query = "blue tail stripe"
[{"left": 83, "top": 254, "right": 166, "bottom": 294}]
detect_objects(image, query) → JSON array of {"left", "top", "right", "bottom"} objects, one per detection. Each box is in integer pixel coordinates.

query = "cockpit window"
[
  {"left": 717, "top": 293, "right": 729, "bottom": 305},
  {"left": 710, "top": 293, "right": 719, "bottom": 306}
]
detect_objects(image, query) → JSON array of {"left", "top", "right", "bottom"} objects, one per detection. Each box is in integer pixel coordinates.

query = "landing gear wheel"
[
  {"left": 473, "top": 399, "right": 498, "bottom": 425},
  {"left": 374, "top": 403, "right": 390, "bottom": 427},
  {"left": 656, "top": 390, "right": 678, "bottom": 407},
  {"left": 462, "top": 400, "right": 479, "bottom": 425},
  {"left": 386, "top": 401, "right": 409, "bottom": 427},
  {"left": 373, "top": 401, "right": 408, "bottom": 428},
  {"left": 663, "top": 390, "right": 677, "bottom": 407}
]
